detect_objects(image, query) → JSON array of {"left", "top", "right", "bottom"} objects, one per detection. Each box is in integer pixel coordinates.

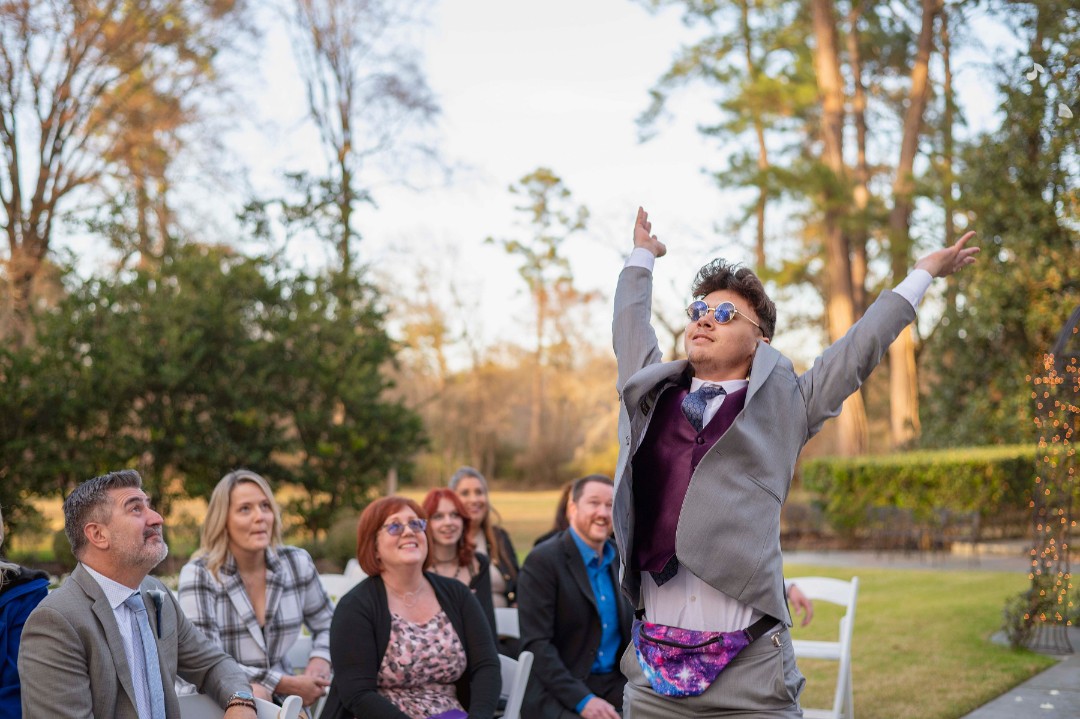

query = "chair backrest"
[
  {"left": 319, "top": 573, "right": 361, "bottom": 605},
  {"left": 499, "top": 650, "right": 534, "bottom": 719},
  {"left": 285, "top": 633, "right": 314, "bottom": 673},
  {"left": 178, "top": 694, "right": 303, "bottom": 719},
  {"left": 789, "top": 576, "right": 859, "bottom": 719},
  {"left": 266, "top": 695, "right": 303, "bottom": 719},
  {"left": 495, "top": 606, "right": 520, "bottom": 639},
  {"left": 343, "top": 558, "right": 368, "bottom": 582}
]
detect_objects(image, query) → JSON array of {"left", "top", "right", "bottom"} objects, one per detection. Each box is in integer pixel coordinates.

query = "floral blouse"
[{"left": 377, "top": 610, "right": 467, "bottom": 719}]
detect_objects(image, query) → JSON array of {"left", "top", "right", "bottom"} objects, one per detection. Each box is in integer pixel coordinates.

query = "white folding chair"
[
  {"left": 494, "top": 607, "right": 520, "bottom": 640},
  {"left": 498, "top": 650, "right": 533, "bottom": 719},
  {"left": 790, "top": 576, "right": 859, "bottom": 719},
  {"left": 178, "top": 693, "right": 303, "bottom": 719},
  {"left": 343, "top": 558, "right": 367, "bottom": 583},
  {"left": 318, "top": 573, "right": 361, "bottom": 605}
]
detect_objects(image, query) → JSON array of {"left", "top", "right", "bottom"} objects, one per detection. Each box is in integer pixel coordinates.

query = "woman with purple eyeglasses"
[{"left": 321, "top": 496, "right": 501, "bottom": 719}]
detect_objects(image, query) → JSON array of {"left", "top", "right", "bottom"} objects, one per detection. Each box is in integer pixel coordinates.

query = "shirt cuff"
[
  {"left": 625, "top": 247, "right": 656, "bottom": 272},
  {"left": 575, "top": 693, "right": 597, "bottom": 714},
  {"left": 891, "top": 269, "right": 933, "bottom": 309}
]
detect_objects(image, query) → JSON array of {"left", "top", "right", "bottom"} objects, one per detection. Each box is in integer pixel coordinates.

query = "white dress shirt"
[{"left": 82, "top": 564, "right": 154, "bottom": 716}]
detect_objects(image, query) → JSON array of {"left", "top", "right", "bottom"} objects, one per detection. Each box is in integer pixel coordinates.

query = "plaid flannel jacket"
[{"left": 177, "top": 545, "right": 334, "bottom": 692}]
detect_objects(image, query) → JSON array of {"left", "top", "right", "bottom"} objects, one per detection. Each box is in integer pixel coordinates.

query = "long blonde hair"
[{"left": 194, "top": 470, "right": 285, "bottom": 580}]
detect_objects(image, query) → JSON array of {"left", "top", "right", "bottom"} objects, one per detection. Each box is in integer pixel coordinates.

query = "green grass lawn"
[{"left": 784, "top": 564, "right": 1055, "bottom": 719}]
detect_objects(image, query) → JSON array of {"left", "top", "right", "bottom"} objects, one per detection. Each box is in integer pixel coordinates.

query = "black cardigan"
[{"left": 322, "top": 572, "right": 502, "bottom": 719}]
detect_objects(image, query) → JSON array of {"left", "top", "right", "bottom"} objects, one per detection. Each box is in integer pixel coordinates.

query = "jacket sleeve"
[
  {"left": 456, "top": 587, "right": 501, "bottom": 718},
  {"left": 799, "top": 290, "right": 915, "bottom": 436},
  {"left": 328, "top": 585, "right": 409, "bottom": 719},
  {"left": 17, "top": 604, "right": 95, "bottom": 718},
  {"left": 613, "top": 264, "right": 664, "bottom": 394},
  {"left": 517, "top": 546, "right": 592, "bottom": 712}
]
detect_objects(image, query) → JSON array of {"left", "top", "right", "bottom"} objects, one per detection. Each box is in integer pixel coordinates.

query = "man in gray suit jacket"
[
  {"left": 18, "top": 470, "right": 258, "bottom": 719},
  {"left": 612, "top": 207, "right": 978, "bottom": 718}
]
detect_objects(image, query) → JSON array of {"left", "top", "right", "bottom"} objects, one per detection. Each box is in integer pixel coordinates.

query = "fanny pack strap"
[
  {"left": 742, "top": 614, "right": 780, "bottom": 644},
  {"left": 634, "top": 610, "right": 780, "bottom": 644}
]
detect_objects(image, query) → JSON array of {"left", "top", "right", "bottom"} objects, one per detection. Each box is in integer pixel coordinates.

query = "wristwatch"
[{"left": 226, "top": 690, "right": 256, "bottom": 711}]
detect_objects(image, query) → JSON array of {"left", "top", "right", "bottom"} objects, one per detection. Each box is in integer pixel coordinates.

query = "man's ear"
[
  {"left": 83, "top": 521, "right": 110, "bottom": 551},
  {"left": 761, "top": 336, "right": 771, "bottom": 344}
]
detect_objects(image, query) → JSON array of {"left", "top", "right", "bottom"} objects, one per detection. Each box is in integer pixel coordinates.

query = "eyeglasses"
[
  {"left": 380, "top": 518, "right": 427, "bottom": 536},
  {"left": 686, "top": 300, "right": 762, "bottom": 332}
]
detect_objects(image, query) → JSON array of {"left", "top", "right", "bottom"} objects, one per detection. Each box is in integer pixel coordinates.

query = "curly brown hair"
[{"left": 691, "top": 259, "right": 777, "bottom": 339}]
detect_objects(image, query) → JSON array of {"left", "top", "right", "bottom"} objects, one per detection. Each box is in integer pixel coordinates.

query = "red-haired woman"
[
  {"left": 321, "top": 496, "right": 500, "bottom": 719},
  {"left": 421, "top": 489, "right": 495, "bottom": 634}
]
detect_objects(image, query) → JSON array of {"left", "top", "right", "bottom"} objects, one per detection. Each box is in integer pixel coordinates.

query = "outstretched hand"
[
  {"left": 914, "top": 231, "right": 980, "bottom": 278},
  {"left": 634, "top": 207, "right": 667, "bottom": 258}
]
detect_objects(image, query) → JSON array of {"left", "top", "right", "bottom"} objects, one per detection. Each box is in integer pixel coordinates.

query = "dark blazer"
[
  {"left": 517, "top": 531, "right": 633, "bottom": 719},
  {"left": 490, "top": 525, "right": 519, "bottom": 606},
  {"left": 322, "top": 572, "right": 501, "bottom": 719},
  {"left": 470, "top": 552, "right": 497, "bottom": 635},
  {"left": 18, "top": 563, "right": 249, "bottom": 719}
]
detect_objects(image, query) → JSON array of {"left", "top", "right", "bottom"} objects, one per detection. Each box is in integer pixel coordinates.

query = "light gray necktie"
[{"left": 124, "top": 592, "right": 167, "bottom": 719}]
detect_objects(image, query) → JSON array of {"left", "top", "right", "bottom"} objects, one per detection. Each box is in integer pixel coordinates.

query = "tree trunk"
[
  {"left": 940, "top": 7, "right": 957, "bottom": 309},
  {"left": 740, "top": 0, "right": 770, "bottom": 270},
  {"left": 812, "top": 0, "right": 865, "bottom": 455},
  {"left": 887, "top": 0, "right": 939, "bottom": 448},
  {"left": 846, "top": 1, "right": 869, "bottom": 317}
]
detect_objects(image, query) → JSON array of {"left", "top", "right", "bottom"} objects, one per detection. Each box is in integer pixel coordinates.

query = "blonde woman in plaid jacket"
[{"left": 179, "top": 470, "right": 335, "bottom": 707}]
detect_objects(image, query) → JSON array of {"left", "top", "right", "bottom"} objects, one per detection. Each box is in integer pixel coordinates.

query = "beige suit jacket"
[{"left": 18, "top": 563, "right": 249, "bottom": 718}]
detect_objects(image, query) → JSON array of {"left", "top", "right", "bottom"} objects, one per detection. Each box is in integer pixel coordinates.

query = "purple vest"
[{"left": 632, "top": 385, "right": 748, "bottom": 573}]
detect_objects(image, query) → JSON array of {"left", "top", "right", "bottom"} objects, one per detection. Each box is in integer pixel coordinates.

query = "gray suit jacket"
[
  {"left": 612, "top": 265, "right": 914, "bottom": 622},
  {"left": 18, "top": 563, "right": 250, "bottom": 719}
]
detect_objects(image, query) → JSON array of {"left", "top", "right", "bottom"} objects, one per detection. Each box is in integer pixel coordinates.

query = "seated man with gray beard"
[{"left": 19, "top": 469, "right": 259, "bottom": 719}]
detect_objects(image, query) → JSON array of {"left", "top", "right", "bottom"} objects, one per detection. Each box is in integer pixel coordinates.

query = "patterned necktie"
[
  {"left": 681, "top": 384, "right": 727, "bottom": 432},
  {"left": 124, "top": 593, "right": 167, "bottom": 719}
]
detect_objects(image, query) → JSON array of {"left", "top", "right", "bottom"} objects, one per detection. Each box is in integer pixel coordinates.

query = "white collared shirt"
[{"left": 82, "top": 564, "right": 151, "bottom": 715}]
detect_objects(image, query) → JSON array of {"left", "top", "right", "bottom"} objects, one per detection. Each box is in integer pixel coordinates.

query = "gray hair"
[
  {"left": 63, "top": 470, "right": 143, "bottom": 559},
  {"left": 448, "top": 466, "right": 488, "bottom": 492}
]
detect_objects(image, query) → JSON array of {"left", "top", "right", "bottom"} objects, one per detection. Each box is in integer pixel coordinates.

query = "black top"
[
  {"left": 490, "top": 525, "right": 520, "bottom": 605},
  {"left": 321, "top": 572, "right": 502, "bottom": 719},
  {"left": 469, "top": 552, "right": 497, "bottom": 635}
]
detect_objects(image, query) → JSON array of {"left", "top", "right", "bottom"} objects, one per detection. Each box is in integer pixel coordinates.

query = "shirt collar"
[
  {"left": 568, "top": 526, "right": 615, "bottom": 567},
  {"left": 690, "top": 377, "right": 748, "bottom": 394},
  {"left": 82, "top": 563, "right": 141, "bottom": 610}
]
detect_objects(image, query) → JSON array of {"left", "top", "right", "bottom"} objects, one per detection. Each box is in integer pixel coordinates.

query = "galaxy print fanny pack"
[{"left": 631, "top": 615, "right": 779, "bottom": 697}]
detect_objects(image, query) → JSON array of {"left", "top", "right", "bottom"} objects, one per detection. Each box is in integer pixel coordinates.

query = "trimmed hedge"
[{"left": 800, "top": 445, "right": 1036, "bottom": 539}]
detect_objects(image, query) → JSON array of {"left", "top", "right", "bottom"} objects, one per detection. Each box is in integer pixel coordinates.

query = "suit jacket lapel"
[
  {"left": 223, "top": 569, "right": 268, "bottom": 653},
  {"left": 562, "top": 532, "right": 598, "bottom": 614},
  {"left": 74, "top": 565, "right": 141, "bottom": 712},
  {"left": 747, "top": 340, "right": 780, "bottom": 403},
  {"left": 606, "top": 549, "right": 632, "bottom": 642}
]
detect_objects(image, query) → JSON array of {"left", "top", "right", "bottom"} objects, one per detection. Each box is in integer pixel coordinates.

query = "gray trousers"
[{"left": 621, "top": 626, "right": 805, "bottom": 718}]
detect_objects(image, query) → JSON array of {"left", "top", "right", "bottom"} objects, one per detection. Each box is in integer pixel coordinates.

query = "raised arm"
[{"left": 613, "top": 208, "right": 666, "bottom": 393}]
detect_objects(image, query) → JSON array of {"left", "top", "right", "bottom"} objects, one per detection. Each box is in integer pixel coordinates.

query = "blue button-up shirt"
[{"left": 568, "top": 526, "right": 621, "bottom": 677}]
